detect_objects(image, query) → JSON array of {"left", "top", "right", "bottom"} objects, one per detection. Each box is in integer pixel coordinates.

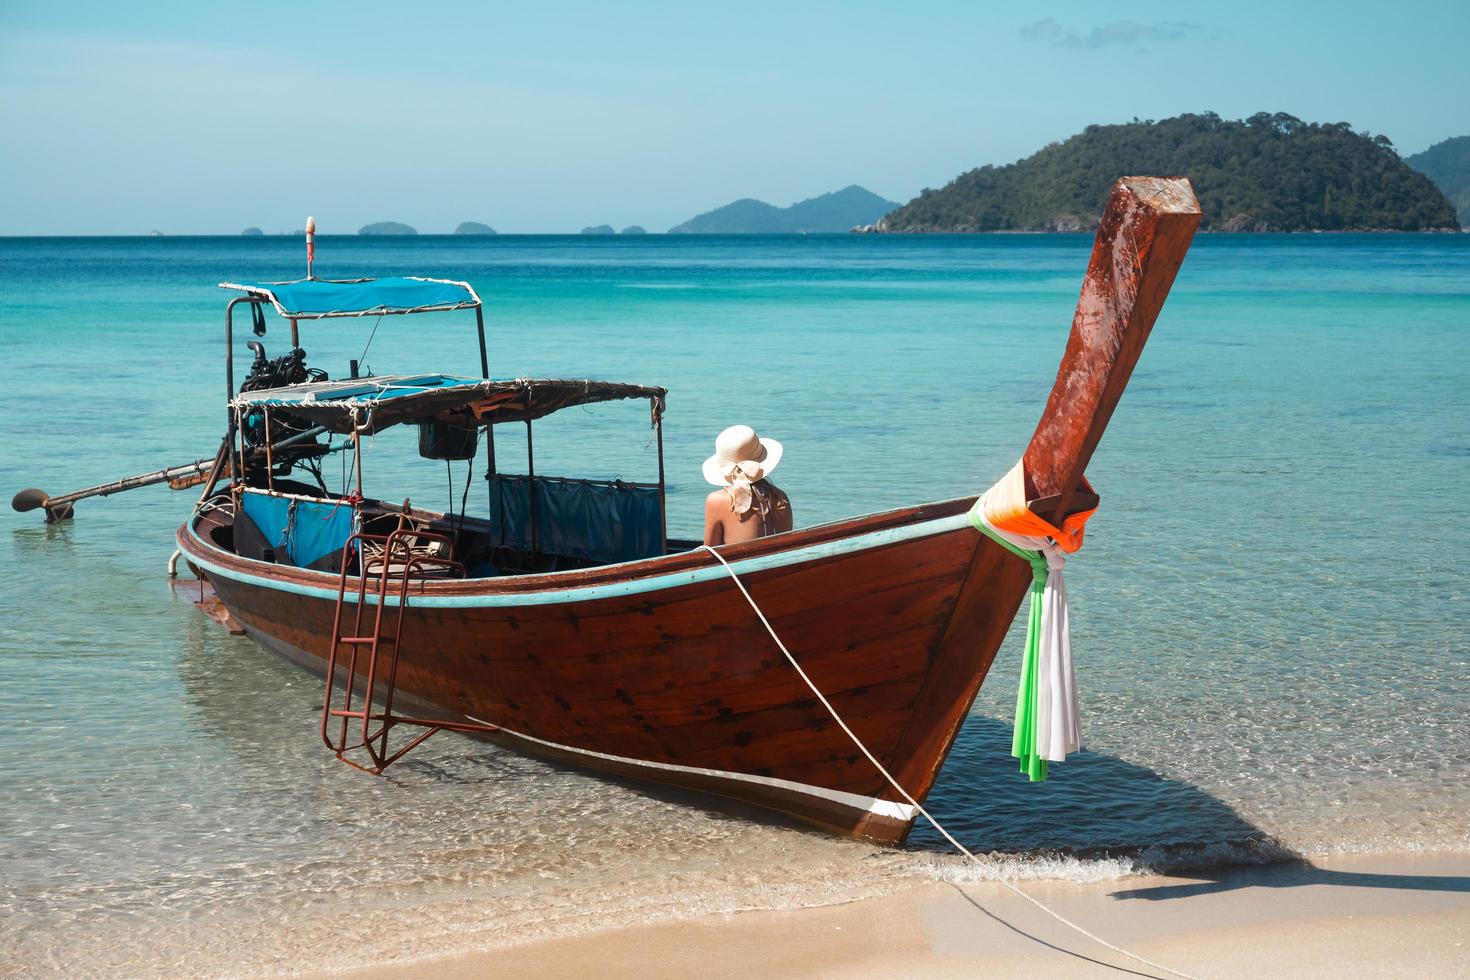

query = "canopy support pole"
[
  {"left": 225, "top": 297, "right": 247, "bottom": 489},
  {"left": 474, "top": 306, "right": 489, "bottom": 379},
  {"left": 263, "top": 409, "right": 275, "bottom": 491},
  {"left": 353, "top": 431, "right": 364, "bottom": 499},
  {"left": 655, "top": 399, "right": 667, "bottom": 556},
  {"left": 525, "top": 418, "right": 537, "bottom": 562},
  {"left": 476, "top": 305, "right": 494, "bottom": 530}
]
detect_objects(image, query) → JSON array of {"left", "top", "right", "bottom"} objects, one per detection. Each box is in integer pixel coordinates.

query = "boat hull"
[{"left": 180, "top": 498, "right": 1033, "bottom": 843}]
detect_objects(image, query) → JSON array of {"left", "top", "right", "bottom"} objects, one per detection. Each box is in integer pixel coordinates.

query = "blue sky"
[{"left": 2, "top": 0, "right": 1466, "bottom": 234}]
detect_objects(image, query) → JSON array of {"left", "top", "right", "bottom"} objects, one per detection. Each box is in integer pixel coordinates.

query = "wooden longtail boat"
[{"left": 171, "top": 178, "right": 1201, "bottom": 844}]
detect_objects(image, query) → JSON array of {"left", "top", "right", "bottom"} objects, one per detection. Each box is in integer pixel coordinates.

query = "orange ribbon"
[{"left": 976, "top": 460, "right": 1097, "bottom": 553}]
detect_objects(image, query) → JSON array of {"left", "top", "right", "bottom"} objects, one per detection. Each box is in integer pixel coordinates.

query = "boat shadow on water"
[
  {"left": 925, "top": 716, "right": 1470, "bottom": 898},
  {"left": 913, "top": 714, "right": 1291, "bottom": 868}
]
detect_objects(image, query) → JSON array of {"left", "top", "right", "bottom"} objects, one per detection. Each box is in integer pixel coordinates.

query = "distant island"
[
  {"left": 620, "top": 225, "right": 648, "bottom": 235},
  {"left": 359, "top": 221, "right": 417, "bottom": 236},
  {"left": 241, "top": 227, "right": 263, "bottom": 236},
  {"left": 581, "top": 224, "right": 616, "bottom": 235},
  {"left": 1406, "top": 136, "right": 1470, "bottom": 229},
  {"left": 670, "top": 185, "right": 898, "bottom": 234},
  {"left": 454, "top": 221, "right": 497, "bottom": 235},
  {"left": 881, "top": 112, "right": 1459, "bottom": 233}
]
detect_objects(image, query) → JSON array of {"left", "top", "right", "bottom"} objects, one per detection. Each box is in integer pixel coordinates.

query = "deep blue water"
[{"left": 1, "top": 233, "right": 1467, "bottom": 976}]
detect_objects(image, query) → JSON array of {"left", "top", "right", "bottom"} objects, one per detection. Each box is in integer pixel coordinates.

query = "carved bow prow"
[{"left": 1023, "top": 176, "right": 1202, "bottom": 524}]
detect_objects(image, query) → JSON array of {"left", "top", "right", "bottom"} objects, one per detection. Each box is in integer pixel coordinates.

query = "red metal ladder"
[{"left": 320, "top": 528, "right": 496, "bottom": 774}]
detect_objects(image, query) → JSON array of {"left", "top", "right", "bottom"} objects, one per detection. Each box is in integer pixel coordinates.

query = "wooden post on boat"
[
  {"left": 305, "top": 216, "right": 316, "bottom": 281},
  {"left": 1022, "top": 176, "right": 1202, "bottom": 523}
]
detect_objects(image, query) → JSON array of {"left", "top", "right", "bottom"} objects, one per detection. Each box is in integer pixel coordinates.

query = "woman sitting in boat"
[{"left": 702, "top": 425, "right": 792, "bottom": 545}]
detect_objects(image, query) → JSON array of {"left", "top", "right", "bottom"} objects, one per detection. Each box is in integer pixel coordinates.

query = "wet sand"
[{"left": 322, "top": 851, "right": 1469, "bottom": 979}]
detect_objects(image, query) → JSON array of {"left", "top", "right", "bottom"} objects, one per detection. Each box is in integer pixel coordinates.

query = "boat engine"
[{"left": 239, "top": 343, "right": 330, "bottom": 482}]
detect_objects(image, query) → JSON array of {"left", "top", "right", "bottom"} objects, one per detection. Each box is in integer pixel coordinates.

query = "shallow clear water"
[{"left": 2, "top": 233, "right": 1467, "bottom": 976}]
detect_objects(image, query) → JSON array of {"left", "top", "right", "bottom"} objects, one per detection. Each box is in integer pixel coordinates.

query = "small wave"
[{"left": 905, "top": 835, "right": 1299, "bottom": 885}]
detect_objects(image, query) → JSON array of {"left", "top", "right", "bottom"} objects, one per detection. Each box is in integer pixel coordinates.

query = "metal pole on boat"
[
  {"left": 474, "top": 305, "right": 489, "bottom": 379},
  {"left": 10, "top": 425, "right": 337, "bottom": 522},
  {"left": 353, "top": 430, "right": 364, "bottom": 499},
  {"left": 654, "top": 398, "right": 667, "bottom": 556},
  {"left": 525, "top": 419, "right": 537, "bottom": 561},
  {"left": 224, "top": 296, "right": 247, "bottom": 504},
  {"left": 263, "top": 410, "right": 275, "bottom": 491},
  {"left": 476, "top": 304, "right": 495, "bottom": 522}
]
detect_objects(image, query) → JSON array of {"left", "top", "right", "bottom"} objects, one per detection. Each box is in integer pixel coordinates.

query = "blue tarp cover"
[
  {"left": 240, "top": 490, "right": 357, "bottom": 568},
  {"left": 235, "top": 374, "right": 486, "bottom": 409},
  {"left": 490, "top": 475, "right": 662, "bottom": 565},
  {"left": 220, "top": 277, "right": 479, "bottom": 318}
]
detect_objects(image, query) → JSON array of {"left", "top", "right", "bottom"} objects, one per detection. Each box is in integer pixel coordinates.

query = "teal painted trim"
[{"left": 185, "top": 512, "right": 971, "bottom": 609}]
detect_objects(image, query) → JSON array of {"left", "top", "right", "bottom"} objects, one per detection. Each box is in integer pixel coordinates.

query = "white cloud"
[{"left": 1020, "top": 18, "right": 1219, "bottom": 51}]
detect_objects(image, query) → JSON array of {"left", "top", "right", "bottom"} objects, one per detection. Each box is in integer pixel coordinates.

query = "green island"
[
  {"left": 1406, "top": 135, "right": 1470, "bottom": 228},
  {"left": 358, "top": 221, "right": 418, "bottom": 236},
  {"left": 880, "top": 113, "right": 1460, "bottom": 233}
]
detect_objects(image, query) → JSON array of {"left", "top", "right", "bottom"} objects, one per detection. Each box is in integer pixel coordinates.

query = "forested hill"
[
  {"left": 1406, "top": 136, "right": 1470, "bottom": 228},
  {"left": 881, "top": 113, "right": 1459, "bottom": 233},
  {"left": 671, "top": 185, "right": 897, "bottom": 233}
]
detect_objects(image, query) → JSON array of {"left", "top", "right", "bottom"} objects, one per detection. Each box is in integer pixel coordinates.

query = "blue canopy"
[
  {"left": 235, "top": 374, "right": 487, "bottom": 409},
  {"left": 219, "top": 276, "right": 480, "bottom": 318}
]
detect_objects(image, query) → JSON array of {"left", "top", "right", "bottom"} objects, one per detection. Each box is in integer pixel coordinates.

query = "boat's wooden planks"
[
  {"left": 200, "top": 521, "right": 983, "bottom": 808},
  {"left": 881, "top": 533, "right": 1034, "bottom": 805}
]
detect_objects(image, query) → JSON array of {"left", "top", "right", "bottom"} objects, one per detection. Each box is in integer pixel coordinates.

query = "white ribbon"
[{"left": 974, "top": 512, "right": 1082, "bottom": 763}]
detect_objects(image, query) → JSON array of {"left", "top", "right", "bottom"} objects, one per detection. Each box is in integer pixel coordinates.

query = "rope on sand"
[{"left": 701, "top": 545, "right": 1203, "bottom": 980}]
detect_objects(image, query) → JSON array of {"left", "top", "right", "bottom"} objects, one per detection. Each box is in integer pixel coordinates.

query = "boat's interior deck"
[{"left": 201, "top": 482, "right": 695, "bottom": 579}]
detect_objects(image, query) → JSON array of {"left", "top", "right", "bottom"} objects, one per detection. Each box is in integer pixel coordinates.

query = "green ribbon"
[{"left": 968, "top": 504, "right": 1053, "bottom": 782}]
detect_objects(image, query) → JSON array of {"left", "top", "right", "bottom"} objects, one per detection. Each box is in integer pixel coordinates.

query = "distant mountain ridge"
[
  {"left": 359, "top": 221, "right": 417, "bottom": 235},
  {"left": 670, "top": 185, "right": 898, "bottom": 233},
  {"left": 1406, "top": 136, "right": 1470, "bottom": 228},
  {"left": 882, "top": 112, "right": 1459, "bottom": 233}
]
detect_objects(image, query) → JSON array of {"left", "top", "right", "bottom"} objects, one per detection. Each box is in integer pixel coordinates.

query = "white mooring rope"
[{"left": 701, "top": 546, "right": 1202, "bottom": 980}]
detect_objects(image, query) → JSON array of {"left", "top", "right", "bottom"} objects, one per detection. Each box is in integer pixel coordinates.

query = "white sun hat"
[{"left": 701, "top": 424, "right": 784, "bottom": 488}]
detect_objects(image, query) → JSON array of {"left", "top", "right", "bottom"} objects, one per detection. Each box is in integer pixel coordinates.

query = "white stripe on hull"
[{"left": 467, "top": 714, "right": 919, "bottom": 823}]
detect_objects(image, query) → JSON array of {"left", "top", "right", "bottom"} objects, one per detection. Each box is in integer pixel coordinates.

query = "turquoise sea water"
[{"left": 2, "top": 233, "right": 1467, "bottom": 976}]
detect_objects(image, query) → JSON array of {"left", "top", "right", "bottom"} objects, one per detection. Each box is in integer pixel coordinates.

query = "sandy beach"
[{"left": 321, "top": 851, "right": 1469, "bottom": 979}]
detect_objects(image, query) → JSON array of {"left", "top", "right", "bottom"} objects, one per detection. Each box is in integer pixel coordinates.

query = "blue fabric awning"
[
  {"left": 235, "top": 374, "right": 486, "bottom": 409},
  {"left": 219, "top": 277, "right": 480, "bottom": 318}
]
